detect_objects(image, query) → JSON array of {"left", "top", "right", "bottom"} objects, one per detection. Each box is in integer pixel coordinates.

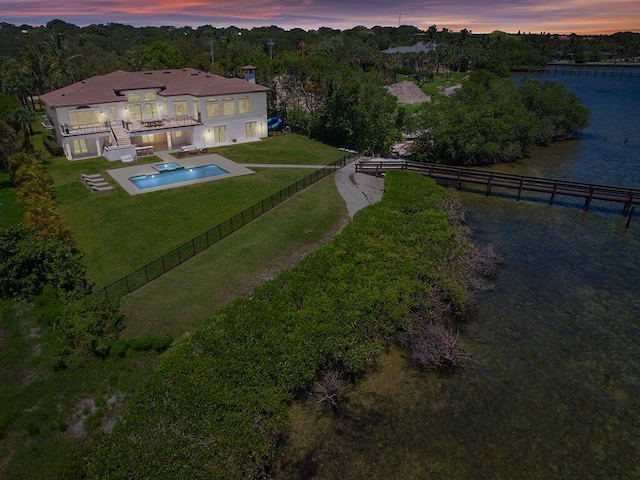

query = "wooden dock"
[{"left": 355, "top": 160, "right": 640, "bottom": 221}]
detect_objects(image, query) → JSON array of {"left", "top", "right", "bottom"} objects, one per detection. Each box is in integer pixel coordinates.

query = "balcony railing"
[
  {"left": 122, "top": 116, "right": 201, "bottom": 133},
  {"left": 61, "top": 123, "right": 111, "bottom": 136}
]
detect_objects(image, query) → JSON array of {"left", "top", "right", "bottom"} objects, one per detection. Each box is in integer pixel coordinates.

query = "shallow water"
[{"left": 281, "top": 72, "right": 640, "bottom": 479}]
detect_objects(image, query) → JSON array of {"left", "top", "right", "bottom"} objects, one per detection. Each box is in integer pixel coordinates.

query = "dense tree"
[
  {"left": 409, "top": 70, "right": 589, "bottom": 165},
  {"left": 141, "top": 40, "right": 185, "bottom": 69},
  {"left": 518, "top": 77, "right": 590, "bottom": 144}
]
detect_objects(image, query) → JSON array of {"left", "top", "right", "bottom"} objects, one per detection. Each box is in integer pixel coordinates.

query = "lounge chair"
[
  {"left": 81, "top": 173, "right": 103, "bottom": 180},
  {"left": 84, "top": 178, "right": 108, "bottom": 186},
  {"left": 90, "top": 184, "right": 114, "bottom": 193},
  {"left": 85, "top": 181, "right": 110, "bottom": 189}
]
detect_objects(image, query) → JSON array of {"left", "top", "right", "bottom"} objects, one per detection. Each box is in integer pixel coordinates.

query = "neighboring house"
[
  {"left": 382, "top": 42, "right": 438, "bottom": 70},
  {"left": 382, "top": 41, "right": 437, "bottom": 55},
  {"left": 40, "top": 66, "right": 270, "bottom": 161}
]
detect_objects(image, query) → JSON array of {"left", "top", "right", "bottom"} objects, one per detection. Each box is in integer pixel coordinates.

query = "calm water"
[
  {"left": 128, "top": 164, "right": 228, "bottom": 189},
  {"left": 282, "top": 72, "right": 640, "bottom": 479}
]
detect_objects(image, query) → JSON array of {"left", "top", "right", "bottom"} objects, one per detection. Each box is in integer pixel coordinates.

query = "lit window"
[
  {"left": 129, "top": 105, "right": 142, "bottom": 122},
  {"left": 141, "top": 134, "right": 154, "bottom": 143},
  {"left": 206, "top": 100, "right": 219, "bottom": 118},
  {"left": 144, "top": 92, "right": 156, "bottom": 101},
  {"left": 72, "top": 139, "right": 88, "bottom": 154},
  {"left": 214, "top": 125, "right": 226, "bottom": 142},
  {"left": 239, "top": 96, "right": 250, "bottom": 114},
  {"left": 175, "top": 100, "right": 188, "bottom": 117},
  {"left": 69, "top": 110, "right": 100, "bottom": 127},
  {"left": 145, "top": 103, "right": 158, "bottom": 119},
  {"left": 245, "top": 121, "right": 257, "bottom": 138},
  {"left": 223, "top": 97, "right": 235, "bottom": 116},
  {"left": 128, "top": 93, "right": 140, "bottom": 103}
]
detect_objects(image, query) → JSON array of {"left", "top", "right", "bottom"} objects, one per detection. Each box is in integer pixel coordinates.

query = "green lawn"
[
  {"left": 120, "top": 176, "right": 346, "bottom": 339},
  {"left": 1, "top": 133, "right": 350, "bottom": 478},
  {"left": 207, "top": 134, "right": 340, "bottom": 165},
  {"left": 48, "top": 134, "right": 345, "bottom": 288}
]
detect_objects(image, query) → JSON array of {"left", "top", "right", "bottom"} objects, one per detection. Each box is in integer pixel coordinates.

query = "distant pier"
[
  {"left": 355, "top": 160, "right": 640, "bottom": 226},
  {"left": 510, "top": 64, "right": 640, "bottom": 78}
]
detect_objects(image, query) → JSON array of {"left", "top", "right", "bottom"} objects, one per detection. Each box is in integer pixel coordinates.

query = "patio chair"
[
  {"left": 90, "top": 184, "right": 114, "bottom": 193},
  {"left": 81, "top": 173, "right": 103, "bottom": 180},
  {"left": 83, "top": 177, "right": 107, "bottom": 185},
  {"left": 86, "top": 181, "right": 110, "bottom": 189}
]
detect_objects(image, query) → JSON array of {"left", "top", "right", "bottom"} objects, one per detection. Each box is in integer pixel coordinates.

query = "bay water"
[{"left": 281, "top": 71, "right": 640, "bottom": 479}]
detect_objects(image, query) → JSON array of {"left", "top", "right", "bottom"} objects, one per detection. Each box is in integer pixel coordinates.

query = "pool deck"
[{"left": 107, "top": 153, "right": 256, "bottom": 195}]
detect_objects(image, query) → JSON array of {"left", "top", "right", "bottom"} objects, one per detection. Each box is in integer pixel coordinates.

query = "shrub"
[
  {"left": 55, "top": 295, "right": 124, "bottom": 361},
  {"left": 43, "top": 135, "right": 64, "bottom": 156},
  {"left": 108, "top": 335, "right": 174, "bottom": 358},
  {"left": 86, "top": 172, "right": 477, "bottom": 478},
  {"left": 7, "top": 152, "right": 71, "bottom": 239},
  {"left": 0, "top": 225, "right": 90, "bottom": 299}
]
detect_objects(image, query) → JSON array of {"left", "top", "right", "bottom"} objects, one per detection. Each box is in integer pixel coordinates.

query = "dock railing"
[{"left": 356, "top": 160, "right": 640, "bottom": 215}]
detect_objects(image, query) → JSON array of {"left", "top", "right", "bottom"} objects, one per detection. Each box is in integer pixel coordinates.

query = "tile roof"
[{"left": 40, "top": 68, "right": 269, "bottom": 108}]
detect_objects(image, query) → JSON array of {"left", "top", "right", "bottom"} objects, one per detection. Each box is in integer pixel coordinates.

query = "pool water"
[{"left": 129, "top": 164, "right": 229, "bottom": 189}]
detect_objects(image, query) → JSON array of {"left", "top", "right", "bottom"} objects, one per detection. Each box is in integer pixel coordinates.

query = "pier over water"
[{"left": 356, "top": 160, "right": 640, "bottom": 226}]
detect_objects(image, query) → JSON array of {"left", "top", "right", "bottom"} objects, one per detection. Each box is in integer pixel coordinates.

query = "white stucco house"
[{"left": 40, "top": 66, "right": 270, "bottom": 161}]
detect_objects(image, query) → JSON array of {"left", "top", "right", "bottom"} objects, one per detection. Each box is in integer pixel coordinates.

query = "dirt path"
[{"left": 334, "top": 160, "right": 385, "bottom": 217}]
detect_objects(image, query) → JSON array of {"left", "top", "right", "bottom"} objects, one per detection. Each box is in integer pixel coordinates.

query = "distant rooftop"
[{"left": 383, "top": 41, "right": 438, "bottom": 55}]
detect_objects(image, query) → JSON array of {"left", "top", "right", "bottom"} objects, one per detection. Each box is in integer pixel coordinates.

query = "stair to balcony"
[{"left": 112, "top": 124, "right": 132, "bottom": 146}]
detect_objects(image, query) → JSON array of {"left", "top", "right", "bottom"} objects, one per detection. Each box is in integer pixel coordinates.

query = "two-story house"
[{"left": 40, "top": 67, "right": 270, "bottom": 161}]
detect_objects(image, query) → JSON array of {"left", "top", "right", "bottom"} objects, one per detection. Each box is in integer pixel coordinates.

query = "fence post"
[{"left": 626, "top": 206, "right": 635, "bottom": 229}]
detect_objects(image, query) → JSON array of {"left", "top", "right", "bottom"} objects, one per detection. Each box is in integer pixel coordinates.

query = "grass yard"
[
  {"left": 208, "top": 134, "right": 337, "bottom": 165},
  {"left": 0, "top": 170, "right": 22, "bottom": 229},
  {"left": 120, "top": 176, "right": 346, "bottom": 339},
  {"left": 47, "top": 134, "right": 346, "bottom": 288},
  {"left": 1, "top": 133, "right": 350, "bottom": 479}
]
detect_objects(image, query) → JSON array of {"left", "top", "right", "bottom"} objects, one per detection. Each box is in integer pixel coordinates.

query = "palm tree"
[
  {"left": 0, "top": 119, "right": 19, "bottom": 173},
  {"left": 23, "top": 45, "right": 52, "bottom": 95},
  {"left": 1, "top": 60, "right": 34, "bottom": 110},
  {"left": 46, "top": 32, "right": 83, "bottom": 89},
  {"left": 11, "top": 107, "right": 35, "bottom": 151}
]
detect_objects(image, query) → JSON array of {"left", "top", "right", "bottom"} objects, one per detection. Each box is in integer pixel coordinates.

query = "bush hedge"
[
  {"left": 44, "top": 135, "right": 64, "bottom": 157},
  {"left": 86, "top": 171, "right": 477, "bottom": 478}
]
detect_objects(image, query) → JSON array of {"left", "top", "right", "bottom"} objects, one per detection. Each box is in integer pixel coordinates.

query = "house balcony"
[
  {"left": 122, "top": 115, "right": 201, "bottom": 133},
  {"left": 60, "top": 123, "right": 111, "bottom": 137}
]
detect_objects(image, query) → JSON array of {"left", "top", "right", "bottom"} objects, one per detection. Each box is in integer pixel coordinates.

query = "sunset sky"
[{"left": 2, "top": 0, "right": 639, "bottom": 35}]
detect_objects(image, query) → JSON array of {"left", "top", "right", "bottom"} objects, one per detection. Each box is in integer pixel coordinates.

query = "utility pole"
[{"left": 267, "top": 38, "right": 275, "bottom": 59}]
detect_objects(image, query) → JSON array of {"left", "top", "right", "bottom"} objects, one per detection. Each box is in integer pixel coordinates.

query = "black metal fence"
[{"left": 98, "top": 153, "right": 358, "bottom": 302}]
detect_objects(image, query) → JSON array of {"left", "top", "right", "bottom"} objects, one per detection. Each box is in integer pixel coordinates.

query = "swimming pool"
[
  {"left": 152, "top": 162, "right": 182, "bottom": 172},
  {"left": 129, "top": 164, "right": 229, "bottom": 189}
]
